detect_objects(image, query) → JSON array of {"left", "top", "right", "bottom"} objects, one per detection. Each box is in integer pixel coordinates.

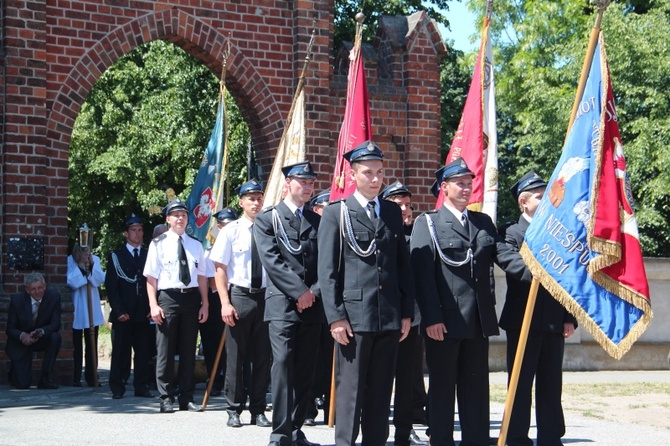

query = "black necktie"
[
  {"left": 133, "top": 247, "right": 139, "bottom": 260},
  {"left": 250, "top": 225, "right": 263, "bottom": 289},
  {"left": 367, "top": 200, "right": 378, "bottom": 227},
  {"left": 178, "top": 236, "right": 191, "bottom": 287}
]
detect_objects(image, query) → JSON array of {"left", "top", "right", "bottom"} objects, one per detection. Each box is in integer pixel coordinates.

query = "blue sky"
[{"left": 437, "top": 1, "right": 479, "bottom": 52}]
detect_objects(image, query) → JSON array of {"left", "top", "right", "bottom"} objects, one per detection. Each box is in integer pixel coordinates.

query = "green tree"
[
  {"left": 468, "top": 0, "right": 670, "bottom": 255},
  {"left": 69, "top": 40, "right": 248, "bottom": 261}
]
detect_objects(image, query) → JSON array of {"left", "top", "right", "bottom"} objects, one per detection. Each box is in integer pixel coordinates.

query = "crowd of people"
[{"left": 5, "top": 140, "right": 576, "bottom": 446}]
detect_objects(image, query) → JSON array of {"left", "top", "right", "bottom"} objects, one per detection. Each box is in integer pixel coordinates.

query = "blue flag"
[
  {"left": 520, "top": 35, "right": 651, "bottom": 360},
  {"left": 186, "top": 97, "right": 226, "bottom": 249}
]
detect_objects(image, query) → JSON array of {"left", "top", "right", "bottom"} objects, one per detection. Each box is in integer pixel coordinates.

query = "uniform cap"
[
  {"left": 122, "top": 214, "right": 144, "bottom": 230},
  {"left": 380, "top": 180, "right": 411, "bottom": 200},
  {"left": 435, "top": 158, "right": 475, "bottom": 183},
  {"left": 213, "top": 207, "right": 238, "bottom": 223},
  {"left": 282, "top": 161, "right": 316, "bottom": 179},
  {"left": 164, "top": 200, "right": 188, "bottom": 216},
  {"left": 511, "top": 169, "right": 547, "bottom": 200},
  {"left": 309, "top": 189, "right": 330, "bottom": 207},
  {"left": 343, "top": 140, "right": 384, "bottom": 163},
  {"left": 236, "top": 179, "right": 264, "bottom": 197}
]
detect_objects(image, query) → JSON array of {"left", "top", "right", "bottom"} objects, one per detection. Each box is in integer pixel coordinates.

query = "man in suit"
[
  {"left": 5, "top": 272, "right": 61, "bottom": 389},
  {"left": 210, "top": 180, "right": 272, "bottom": 428},
  {"left": 380, "top": 181, "right": 427, "bottom": 446},
  {"left": 106, "top": 214, "right": 155, "bottom": 399},
  {"left": 410, "top": 159, "right": 530, "bottom": 446},
  {"left": 255, "top": 161, "right": 323, "bottom": 446},
  {"left": 500, "top": 170, "right": 577, "bottom": 446},
  {"left": 318, "top": 141, "right": 415, "bottom": 446}
]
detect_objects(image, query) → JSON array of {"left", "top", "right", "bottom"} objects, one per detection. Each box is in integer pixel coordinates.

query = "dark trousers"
[
  {"left": 269, "top": 320, "right": 321, "bottom": 445},
  {"left": 6, "top": 332, "right": 61, "bottom": 388},
  {"left": 224, "top": 286, "right": 271, "bottom": 415},
  {"left": 199, "top": 290, "right": 225, "bottom": 392},
  {"left": 506, "top": 330, "right": 566, "bottom": 446},
  {"left": 306, "top": 323, "right": 334, "bottom": 421},
  {"left": 335, "top": 331, "right": 400, "bottom": 446},
  {"left": 73, "top": 326, "right": 99, "bottom": 386},
  {"left": 109, "top": 320, "right": 155, "bottom": 395},
  {"left": 155, "top": 289, "right": 201, "bottom": 404},
  {"left": 425, "top": 336, "right": 490, "bottom": 446},
  {"left": 393, "top": 326, "right": 425, "bottom": 443}
]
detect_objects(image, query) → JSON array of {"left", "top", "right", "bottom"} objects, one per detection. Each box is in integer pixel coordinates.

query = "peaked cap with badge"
[
  {"left": 380, "top": 180, "right": 411, "bottom": 200},
  {"left": 343, "top": 140, "right": 384, "bottom": 163},
  {"left": 436, "top": 158, "right": 475, "bottom": 184},
  {"left": 236, "top": 179, "right": 264, "bottom": 197},
  {"left": 510, "top": 169, "right": 547, "bottom": 200},
  {"left": 282, "top": 161, "right": 316, "bottom": 179}
]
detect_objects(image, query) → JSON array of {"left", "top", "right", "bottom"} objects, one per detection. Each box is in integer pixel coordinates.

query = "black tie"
[
  {"left": 295, "top": 208, "right": 302, "bottom": 220},
  {"left": 178, "top": 236, "right": 191, "bottom": 287},
  {"left": 133, "top": 247, "right": 139, "bottom": 260},
  {"left": 367, "top": 200, "right": 378, "bottom": 227},
  {"left": 250, "top": 225, "right": 263, "bottom": 289}
]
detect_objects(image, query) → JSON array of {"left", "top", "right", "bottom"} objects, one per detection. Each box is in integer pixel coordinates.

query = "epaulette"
[
  {"left": 423, "top": 209, "right": 438, "bottom": 215},
  {"left": 186, "top": 233, "right": 201, "bottom": 242},
  {"left": 152, "top": 233, "right": 168, "bottom": 243},
  {"left": 261, "top": 206, "right": 274, "bottom": 214},
  {"left": 329, "top": 198, "right": 345, "bottom": 205}
]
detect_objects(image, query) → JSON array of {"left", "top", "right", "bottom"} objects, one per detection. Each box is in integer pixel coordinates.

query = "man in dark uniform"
[
  {"left": 144, "top": 200, "right": 209, "bottom": 413},
  {"left": 318, "top": 141, "right": 415, "bottom": 446},
  {"left": 500, "top": 170, "right": 576, "bottom": 446},
  {"left": 254, "top": 161, "right": 323, "bottom": 446},
  {"left": 210, "top": 180, "right": 272, "bottom": 428},
  {"left": 5, "top": 273, "right": 61, "bottom": 389},
  {"left": 106, "top": 214, "right": 155, "bottom": 399},
  {"left": 200, "top": 207, "right": 237, "bottom": 397},
  {"left": 410, "top": 159, "right": 530, "bottom": 446},
  {"left": 380, "top": 181, "right": 427, "bottom": 446}
]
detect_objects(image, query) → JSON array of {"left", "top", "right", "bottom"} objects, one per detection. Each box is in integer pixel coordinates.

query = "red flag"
[
  {"left": 330, "top": 26, "right": 372, "bottom": 200},
  {"left": 436, "top": 19, "right": 498, "bottom": 220}
]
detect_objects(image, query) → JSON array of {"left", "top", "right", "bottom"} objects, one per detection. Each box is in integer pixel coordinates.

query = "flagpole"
[
  {"left": 565, "top": 0, "right": 612, "bottom": 138},
  {"left": 499, "top": 3, "right": 612, "bottom": 445}
]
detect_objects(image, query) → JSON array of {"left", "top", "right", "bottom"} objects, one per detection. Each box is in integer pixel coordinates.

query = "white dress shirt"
[
  {"left": 143, "top": 230, "right": 206, "bottom": 289},
  {"left": 209, "top": 216, "right": 267, "bottom": 288}
]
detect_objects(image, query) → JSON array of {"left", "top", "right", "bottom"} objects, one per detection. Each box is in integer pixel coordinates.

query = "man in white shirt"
[
  {"left": 144, "top": 200, "right": 209, "bottom": 413},
  {"left": 210, "top": 180, "right": 272, "bottom": 428}
]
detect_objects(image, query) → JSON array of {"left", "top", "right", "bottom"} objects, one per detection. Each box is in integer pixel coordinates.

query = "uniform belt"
[
  {"left": 230, "top": 284, "right": 265, "bottom": 295},
  {"left": 162, "top": 287, "right": 198, "bottom": 294}
]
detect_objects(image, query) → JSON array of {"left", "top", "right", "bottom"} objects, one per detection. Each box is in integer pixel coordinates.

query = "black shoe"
[
  {"left": 134, "top": 390, "right": 154, "bottom": 398},
  {"left": 303, "top": 418, "right": 316, "bottom": 426},
  {"left": 37, "top": 380, "right": 59, "bottom": 390},
  {"left": 180, "top": 401, "right": 203, "bottom": 412},
  {"left": 112, "top": 393, "right": 123, "bottom": 399},
  {"left": 268, "top": 442, "right": 281, "bottom": 446},
  {"left": 227, "top": 412, "right": 242, "bottom": 427},
  {"left": 159, "top": 400, "right": 174, "bottom": 413},
  {"left": 251, "top": 413, "right": 272, "bottom": 427},
  {"left": 72, "top": 381, "right": 82, "bottom": 388},
  {"left": 292, "top": 439, "right": 320, "bottom": 446}
]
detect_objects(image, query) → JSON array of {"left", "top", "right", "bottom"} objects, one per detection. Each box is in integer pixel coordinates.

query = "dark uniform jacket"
[
  {"left": 318, "top": 196, "right": 415, "bottom": 333},
  {"left": 254, "top": 201, "right": 324, "bottom": 324},
  {"left": 410, "top": 206, "right": 530, "bottom": 338},
  {"left": 105, "top": 246, "right": 149, "bottom": 323},
  {"left": 499, "top": 216, "right": 577, "bottom": 333},
  {"left": 6, "top": 289, "right": 61, "bottom": 350}
]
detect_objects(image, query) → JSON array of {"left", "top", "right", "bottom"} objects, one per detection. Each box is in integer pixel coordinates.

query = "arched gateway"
[{"left": 0, "top": 1, "right": 446, "bottom": 382}]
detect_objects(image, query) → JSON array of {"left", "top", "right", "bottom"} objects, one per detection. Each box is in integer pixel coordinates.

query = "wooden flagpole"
[
  {"left": 498, "top": 3, "right": 611, "bottom": 445},
  {"left": 201, "top": 329, "right": 226, "bottom": 408}
]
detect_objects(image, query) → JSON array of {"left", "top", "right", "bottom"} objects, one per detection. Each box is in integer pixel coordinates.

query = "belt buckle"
[
  {"left": 249, "top": 287, "right": 263, "bottom": 294},
  {"left": 180, "top": 288, "right": 190, "bottom": 294}
]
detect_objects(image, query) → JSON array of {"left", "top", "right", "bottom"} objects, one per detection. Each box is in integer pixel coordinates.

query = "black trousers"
[
  {"left": 268, "top": 320, "right": 321, "bottom": 445},
  {"left": 73, "top": 326, "right": 99, "bottom": 386},
  {"left": 424, "top": 336, "right": 490, "bottom": 446},
  {"left": 335, "top": 330, "right": 400, "bottom": 446},
  {"left": 109, "top": 319, "right": 155, "bottom": 395},
  {"left": 155, "top": 289, "right": 201, "bottom": 404},
  {"left": 306, "top": 322, "right": 334, "bottom": 421},
  {"left": 199, "top": 290, "right": 225, "bottom": 391},
  {"left": 6, "top": 332, "right": 61, "bottom": 388},
  {"left": 393, "top": 325, "right": 426, "bottom": 443},
  {"left": 506, "top": 329, "right": 566, "bottom": 446},
  {"left": 224, "top": 286, "right": 271, "bottom": 415}
]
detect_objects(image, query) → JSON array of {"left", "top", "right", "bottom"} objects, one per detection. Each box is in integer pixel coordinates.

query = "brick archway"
[{"left": 1, "top": 1, "right": 446, "bottom": 383}]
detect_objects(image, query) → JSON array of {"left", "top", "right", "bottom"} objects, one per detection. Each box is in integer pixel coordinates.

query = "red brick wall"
[{"left": 0, "top": 1, "right": 445, "bottom": 384}]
